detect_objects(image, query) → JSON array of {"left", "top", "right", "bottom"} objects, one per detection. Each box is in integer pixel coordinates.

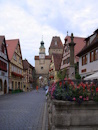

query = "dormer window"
[{"left": 55, "top": 41, "right": 57, "bottom": 45}]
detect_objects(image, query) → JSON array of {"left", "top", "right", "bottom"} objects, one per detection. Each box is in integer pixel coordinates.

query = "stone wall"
[
  {"left": 47, "top": 96, "right": 98, "bottom": 130},
  {"left": 35, "top": 59, "right": 50, "bottom": 75}
]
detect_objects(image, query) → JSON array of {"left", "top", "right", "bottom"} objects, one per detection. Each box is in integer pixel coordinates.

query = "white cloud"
[
  {"left": 0, "top": 1, "right": 64, "bottom": 66},
  {"left": 0, "top": 0, "right": 98, "bottom": 66}
]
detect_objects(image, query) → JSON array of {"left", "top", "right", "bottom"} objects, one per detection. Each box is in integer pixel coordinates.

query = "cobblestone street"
[{"left": 0, "top": 88, "right": 47, "bottom": 130}]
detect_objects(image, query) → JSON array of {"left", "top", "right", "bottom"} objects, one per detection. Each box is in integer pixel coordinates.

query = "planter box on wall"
[{"left": 47, "top": 97, "right": 98, "bottom": 130}]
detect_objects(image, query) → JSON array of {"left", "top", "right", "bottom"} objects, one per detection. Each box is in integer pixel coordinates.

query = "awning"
[{"left": 84, "top": 72, "right": 98, "bottom": 80}]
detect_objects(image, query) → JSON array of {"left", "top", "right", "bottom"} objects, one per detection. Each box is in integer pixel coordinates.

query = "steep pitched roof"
[
  {"left": 53, "top": 53, "right": 62, "bottom": 71},
  {"left": 35, "top": 55, "right": 51, "bottom": 60},
  {"left": 23, "top": 59, "right": 34, "bottom": 70},
  {"left": 6, "top": 39, "right": 19, "bottom": 61},
  {"left": 65, "top": 36, "right": 85, "bottom": 58},
  {"left": 49, "top": 36, "right": 63, "bottom": 49},
  {"left": 77, "top": 37, "right": 98, "bottom": 57},
  {"left": 23, "top": 59, "right": 29, "bottom": 70}
]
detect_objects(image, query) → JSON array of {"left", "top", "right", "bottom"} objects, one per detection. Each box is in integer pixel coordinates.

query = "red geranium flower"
[{"left": 96, "top": 87, "right": 98, "bottom": 92}]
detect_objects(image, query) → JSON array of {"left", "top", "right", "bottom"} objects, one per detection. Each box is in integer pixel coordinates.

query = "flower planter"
[
  {"left": 47, "top": 97, "right": 98, "bottom": 130},
  {"left": 47, "top": 95, "right": 52, "bottom": 130}
]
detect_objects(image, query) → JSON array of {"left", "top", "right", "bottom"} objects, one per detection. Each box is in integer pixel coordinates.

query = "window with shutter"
[
  {"left": 82, "top": 55, "right": 87, "bottom": 65},
  {"left": 95, "top": 49, "right": 98, "bottom": 60},
  {"left": 0, "top": 60, "right": 7, "bottom": 71},
  {"left": 95, "top": 50, "right": 97, "bottom": 60}
]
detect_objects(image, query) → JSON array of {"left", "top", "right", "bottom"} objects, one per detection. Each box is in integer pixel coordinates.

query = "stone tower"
[
  {"left": 49, "top": 36, "right": 63, "bottom": 55},
  {"left": 39, "top": 41, "right": 45, "bottom": 63},
  {"left": 35, "top": 40, "right": 51, "bottom": 87}
]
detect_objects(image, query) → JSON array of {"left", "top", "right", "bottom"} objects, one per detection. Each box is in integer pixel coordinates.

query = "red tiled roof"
[
  {"left": 64, "top": 36, "right": 86, "bottom": 63},
  {"left": 35, "top": 55, "right": 51, "bottom": 60},
  {"left": 49, "top": 36, "right": 63, "bottom": 49},
  {"left": 77, "top": 39, "right": 98, "bottom": 57},
  {"left": 23, "top": 59, "right": 29, "bottom": 69},
  {"left": 53, "top": 53, "right": 62, "bottom": 71},
  {"left": 6, "top": 39, "right": 19, "bottom": 61},
  {"left": 65, "top": 36, "right": 86, "bottom": 57},
  {"left": 23, "top": 59, "right": 34, "bottom": 69},
  {"left": 77, "top": 29, "right": 98, "bottom": 57}
]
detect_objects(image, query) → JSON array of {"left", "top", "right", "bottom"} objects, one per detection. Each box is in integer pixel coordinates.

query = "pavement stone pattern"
[
  {"left": 45, "top": 103, "right": 48, "bottom": 130},
  {"left": 0, "top": 88, "right": 48, "bottom": 130}
]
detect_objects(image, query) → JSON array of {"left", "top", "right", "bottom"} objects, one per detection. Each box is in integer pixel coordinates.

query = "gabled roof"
[
  {"left": 64, "top": 36, "right": 85, "bottom": 57},
  {"left": 35, "top": 55, "right": 51, "bottom": 60},
  {"left": 77, "top": 29, "right": 98, "bottom": 57},
  {"left": 49, "top": 36, "right": 63, "bottom": 49},
  {"left": 23, "top": 59, "right": 34, "bottom": 70},
  {"left": 53, "top": 53, "right": 62, "bottom": 71},
  {"left": 85, "top": 28, "right": 98, "bottom": 41},
  {"left": 6, "top": 39, "right": 19, "bottom": 61},
  {"left": 23, "top": 59, "right": 29, "bottom": 70},
  {"left": 77, "top": 39, "right": 98, "bottom": 57}
]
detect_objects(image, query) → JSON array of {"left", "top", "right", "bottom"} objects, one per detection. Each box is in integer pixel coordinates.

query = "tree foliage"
[
  {"left": 57, "top": 68, "right": 67, "bottom": 80},
  {"left": 75, "top": 73, "right": 81, "bottom": 79}
]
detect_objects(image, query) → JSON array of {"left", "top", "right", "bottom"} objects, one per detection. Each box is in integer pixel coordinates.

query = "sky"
[{"left": 0, "top": 0, "right": 98, "bottom": 66}]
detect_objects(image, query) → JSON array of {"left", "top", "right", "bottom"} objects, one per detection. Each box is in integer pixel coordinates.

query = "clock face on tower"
[{"left": 39, "top": 54, "right": 45, "bottom": 59}]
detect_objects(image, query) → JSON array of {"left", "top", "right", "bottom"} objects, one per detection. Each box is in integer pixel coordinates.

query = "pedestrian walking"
[{"left": 36, "top": 86, "right": 39, "bottom": 92}]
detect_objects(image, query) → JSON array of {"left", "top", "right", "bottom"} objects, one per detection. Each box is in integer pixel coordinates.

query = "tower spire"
[{"left": 67, "top": 31, "right": 68, "bottom": 36}]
